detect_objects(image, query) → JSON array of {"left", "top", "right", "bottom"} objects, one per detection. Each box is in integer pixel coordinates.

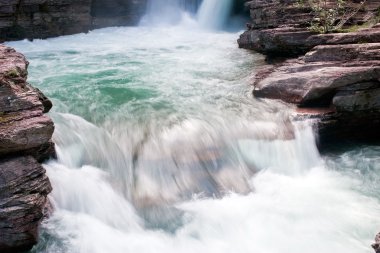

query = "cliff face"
[
  {"left": 0, "top": 0, "right": 147, "bottom": 42},
  {"left": 0, "top": 45, "right": 54, "bottom": 253},
  {"left": 239, "top": 0, "right": 380, "bottom": 146},
  {"left": 91, "top": 0, "right": 147, "bottom": 29}
]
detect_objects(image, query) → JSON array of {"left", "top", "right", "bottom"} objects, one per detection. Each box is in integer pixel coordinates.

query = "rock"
[
  {"left": 239, "top": 0, "right": 380, "bottom": 56},
  {"left": 252, "top": 44, "right": 380, "bottom": 142},
  {"left": 244, "top": 0, "right": 313, "bottom": 29},
  {"left": 304, "top": 43, "right": 380, "bottom": 62},
  {"left": 333, "top": 87, "right": 380, "bottom": 112},
  {"left": 91, "top": 0, "right": 147, "bottom": 29},
  {"left": 240, "top": 0, "right": 380, "bottom": 145},
  {"left": 0, "top": 0, "right": 148, "bottom": 42},
  {"left": 0, "top": 156, "right": 52, "bottom": 253},
  {"left": 373, "top": 232, "right": 380, "bottom": 253},
  {"left": 0, "top": 45, "right": 55, "bottom": 252},
  {"left": 0, "top": 45, "right": 55, "bottom": 157},
  {"left": 253, "top": 58, "right": 380, "bottom": 107},
  {"left": 239, "top": 25, "right": 380, "bottom": 56},
  {"left": 238, "top": 27, "right": 314, "bottom": 56}
]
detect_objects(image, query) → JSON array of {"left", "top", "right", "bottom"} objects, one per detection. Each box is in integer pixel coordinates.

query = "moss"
[
  {"left": 5, "top": 69, "right": 20, "bottom": 78},
  {"left": 337, "top": 23, "right": 370, "bottom": 33}
]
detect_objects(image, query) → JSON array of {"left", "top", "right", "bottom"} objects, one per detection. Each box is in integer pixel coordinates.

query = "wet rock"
[
  {"left": 0, "top": 44, "right": 55, "bottom": 252},
  {"left": 373, "top": 232, "right": 380, "bottom": 253},
  {"left": 253, "top": 58, "right": 380, "bottom": 106},
  {"left": 91, "top": 0, "right": 147, "bottom": 29},
  {"left": 0, "top": 45, "right": 54, "bottom": 157},
  {"left": 240, "top": 0, "right": 380, "bottom": 145},
  {"left": 0, "top": 156, "right": 52, "bottom": 253}
]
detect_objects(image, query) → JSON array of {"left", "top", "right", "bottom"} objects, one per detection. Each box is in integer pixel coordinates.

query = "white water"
[
  {"left": 198, "top": 0, "right": 233, "bottom": 29},
  {"left": 6, "top": 2, "right": 380, "bottom": 253},
  {"left": 142, "top": 0, "right": 233, "bottom": 30}
]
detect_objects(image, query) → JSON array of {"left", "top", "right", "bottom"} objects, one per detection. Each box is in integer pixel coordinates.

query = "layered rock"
[
  {"left": 239, "top": 3, "right": 380, "bottom": 246},
  {"left": 0, "top": 45, "right": 54, "bottom": 252},
  {"left": 0, "top": 0, "right": 147, "bottom": 42},
  {"left": 91, "top": 0, "right": 147, "bottom": 29},
  {"left": 0, "top": 156, "right": 52, "bottom": 253},
  {"left": 239, "top": 0, "right": 380, "bottom": 56},
  {"left": 239, "top": 0, "right": 380, "bottom": 145}
]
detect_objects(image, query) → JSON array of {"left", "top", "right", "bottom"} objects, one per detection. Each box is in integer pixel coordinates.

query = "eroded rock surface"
[
  {"left": 0, "top": 45, "right": 54, "bottom": 252},
  {"left": 0, "top": 0, "right": 147, "bottom": 42},
  {"left": 239, "top": 0, "right": 380, "bottom": 56},
  {"left": 0, "top": 156, "right": 52, "bottom": 253},
  {"left": 239, "top": 0, "right": 380, "bottom": 144}
]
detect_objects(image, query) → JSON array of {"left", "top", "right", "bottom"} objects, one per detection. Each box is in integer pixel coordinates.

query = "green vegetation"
[
  {"left": 6, "top": 69, "right": 20, "bottom": 78},
  {"left": 297, "top": 0, "right": 367, "bottom": 33}
]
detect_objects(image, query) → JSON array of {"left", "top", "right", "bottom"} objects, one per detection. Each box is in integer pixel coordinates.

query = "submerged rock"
[
  {"left": 0, "top": 45, "right": 55, "bottom": 252},
  {"left": 373, "top": 232, "right": 380, "bottom": 253}
]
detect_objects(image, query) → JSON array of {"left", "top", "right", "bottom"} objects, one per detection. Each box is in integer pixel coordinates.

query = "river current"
[{"left": 7, "top": 2, "right": 380, "bottom": 253}]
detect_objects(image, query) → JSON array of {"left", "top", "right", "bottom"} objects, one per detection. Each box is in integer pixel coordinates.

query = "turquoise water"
[{"left": 8, "top": 23, "right": 380, "bottom": 253}]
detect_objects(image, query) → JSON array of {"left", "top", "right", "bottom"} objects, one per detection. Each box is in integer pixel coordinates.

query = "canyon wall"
[
  {"left": 239, "top": 0, "right": 380, "bottom": 146},
  {"left": 0, "top": 0, "right": 147, "bottom": 42},
  {"left": 0, "top": 45, "right": 54, "bottom": 253}
]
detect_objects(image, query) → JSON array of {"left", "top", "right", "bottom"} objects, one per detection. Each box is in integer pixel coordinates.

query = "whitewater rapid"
[{"left": 7, "top": 6, "right": 380, "bottom": 253}]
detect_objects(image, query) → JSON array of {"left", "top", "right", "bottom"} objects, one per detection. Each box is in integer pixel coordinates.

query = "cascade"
[
  {"left": 141, "top": 0, "right": 235, "bottom": 30},
  {"left": 6, "top": 1, "right": 380, "bottom": 252},
  {"left": 141, "top": 0, "right": 202, "bottom": 25},
  {"left": 197, "top": 0, "right": 234, "bottom": 30}
]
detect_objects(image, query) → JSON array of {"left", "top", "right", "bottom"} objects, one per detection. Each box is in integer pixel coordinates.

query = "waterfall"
[
  {"left": 141, "top": 0, "right": 202, "bottom": 25},
  {"left": 7, "top": 12, "right": 380, "bottom": 253},
  {"left": 141, "top": 0, "right": 234, "bottom": 30},
  {"left": 197, "top": 0, "right": 234, "bottom": 30}
]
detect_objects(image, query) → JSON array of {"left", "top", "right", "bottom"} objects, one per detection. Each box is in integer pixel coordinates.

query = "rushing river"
[{"left": 7, "top": 1, "right": 380, "bottom": 252}]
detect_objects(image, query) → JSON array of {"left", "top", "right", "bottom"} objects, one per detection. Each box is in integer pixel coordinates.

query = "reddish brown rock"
[
  {"left": 240, "top": 0, "right": 380, "bottom": 145},
  {"left": 253, "top": 57, "right": 380, "bottom": 106},
  {"left": 0, "top": 44, "right": 54, "bottom": 252},
  {"left": 239, "top": 0, "right": 380, "bottom": 56},
  {"left": 0, "top": 156, "right": 52, "bottom": 253},
  {"left": 0, "top": 45, "right": 54, "bottom": 157}
]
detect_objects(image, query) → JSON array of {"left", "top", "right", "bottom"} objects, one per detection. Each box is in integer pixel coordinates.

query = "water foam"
[{"left": 7, "top": 16, "right": 380, "bottom": 253}]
